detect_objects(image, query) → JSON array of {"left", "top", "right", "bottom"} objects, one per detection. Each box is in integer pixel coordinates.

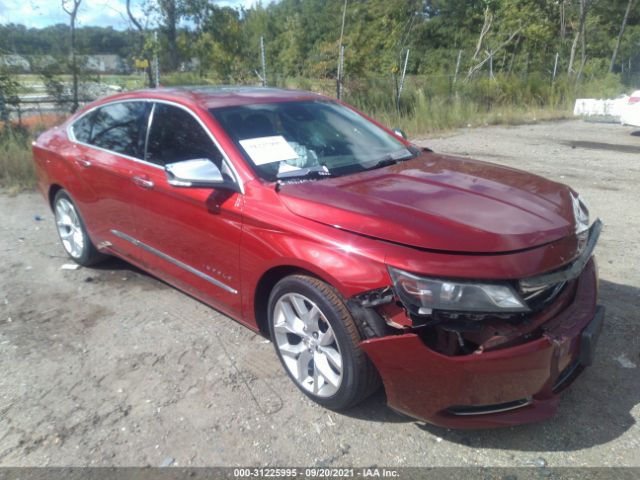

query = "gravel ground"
[{"left": 0, "top": 120, "right": 639, "bottom": 468}]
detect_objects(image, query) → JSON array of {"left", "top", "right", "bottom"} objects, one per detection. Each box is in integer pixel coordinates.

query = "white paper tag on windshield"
[
  {"left": 278, "top": 163, "right": 301, "bottom": 173},
  {"left": 239, "top": 136, "right": 299, "bottom": 165}
]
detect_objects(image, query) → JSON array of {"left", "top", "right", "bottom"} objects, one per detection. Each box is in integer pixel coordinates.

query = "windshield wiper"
[
  {"left": 276, "top": 165, "right": 332, "bottom": 180},
  {"left": 369, "top": 156, "right": 399, "bottom": 169},
  {"left": 275, "top": 165, "right": 333, "bottom": 191},
  {"left": 365, "top": 150, "right": 417, "bottom": 171}
]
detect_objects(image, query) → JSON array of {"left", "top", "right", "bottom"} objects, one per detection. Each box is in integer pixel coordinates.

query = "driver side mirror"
[
  {"left": 392, "top": 128, "right": 408, "bottom": 140},
  {"left": 165, "top": 159, "right": 240, "bottom": 192}
]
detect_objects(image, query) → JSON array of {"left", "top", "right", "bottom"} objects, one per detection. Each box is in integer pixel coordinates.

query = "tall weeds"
[
  {"left": 0, "top": 128, "right": 36, "bottom": 193},
  {"left": 338, "top": 73, "right": 625, "bottom": 137}
]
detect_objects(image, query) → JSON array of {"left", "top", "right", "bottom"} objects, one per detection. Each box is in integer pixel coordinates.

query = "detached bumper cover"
[{"left": 361, "top": 260, "right": 603, "bottom": 429}]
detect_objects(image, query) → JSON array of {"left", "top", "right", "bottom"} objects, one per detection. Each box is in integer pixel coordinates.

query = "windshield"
[{"left": 210, "top": 100, "right": 415, "bottom": 181}]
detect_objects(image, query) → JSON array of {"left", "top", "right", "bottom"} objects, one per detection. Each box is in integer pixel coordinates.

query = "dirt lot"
[{"left": 1, "top": 120, "right": 639, "bottom": 468}]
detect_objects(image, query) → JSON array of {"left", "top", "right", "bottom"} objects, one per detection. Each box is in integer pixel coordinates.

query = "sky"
[{"left": 0, "top": 0, "right": 259, "bottom": 29}]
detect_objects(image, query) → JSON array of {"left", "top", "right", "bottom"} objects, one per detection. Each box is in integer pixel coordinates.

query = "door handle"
[
  {"left": 132, "top": 176, "right": 154, "bottom": 189},
  {"left": 75, "top": 158, "right": 92, "bottom": 168}
]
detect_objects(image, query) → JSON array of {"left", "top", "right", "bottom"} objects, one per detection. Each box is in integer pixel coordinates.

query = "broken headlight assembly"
[{"left": 387, "top": 267, "right": 530, "bottom": 316}]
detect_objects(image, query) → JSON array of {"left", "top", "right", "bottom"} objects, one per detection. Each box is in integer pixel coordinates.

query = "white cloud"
[
  {"left": 0, "top": 0, "right": 258, "bottom": 29},
  {"left": 0, "top": 0, "right": 126, "bottom": 28}
]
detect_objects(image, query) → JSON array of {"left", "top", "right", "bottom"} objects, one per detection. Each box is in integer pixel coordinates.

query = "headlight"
[
  {"left": 388, "top": 267, "right": 530, "bottom": 316},
  {"left": 572, "top": 193, "right": 590, "bottom": 234}
]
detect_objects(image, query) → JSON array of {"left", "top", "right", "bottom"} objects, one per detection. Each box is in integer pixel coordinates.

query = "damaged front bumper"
[{"left": 360, "top": 259, "right": 604, "bottom": 429}]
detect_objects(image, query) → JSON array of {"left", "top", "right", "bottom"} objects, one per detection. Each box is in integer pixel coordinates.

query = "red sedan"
[{"left": 32, "top": 87, "right": 604, "bottom": 428}]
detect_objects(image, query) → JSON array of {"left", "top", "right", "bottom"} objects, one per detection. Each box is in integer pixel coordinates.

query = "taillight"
[{"left": 629, "top": 97, "right": 640, "bottom": 105}]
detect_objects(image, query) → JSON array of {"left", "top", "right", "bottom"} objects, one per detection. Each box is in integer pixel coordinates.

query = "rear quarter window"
[{"left": 71, "top": 113, "right": 94, "bottom": 143}]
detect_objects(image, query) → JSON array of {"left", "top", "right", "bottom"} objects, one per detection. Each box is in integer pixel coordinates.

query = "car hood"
[{"left": 277, "top": 152, "right": 578, "bottom": 253}]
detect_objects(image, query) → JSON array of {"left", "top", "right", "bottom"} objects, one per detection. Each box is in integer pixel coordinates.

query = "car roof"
[{"left": 102, "top": 86, "right": 330, "bottom": 110}]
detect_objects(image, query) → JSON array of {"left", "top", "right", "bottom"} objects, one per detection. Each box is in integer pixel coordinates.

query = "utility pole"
[
  {"left": 260, "top": 36, "right": 267, "bottom": 87},
  {"left": 336, "top": 0, "right": 347, "bottom": 99},
  {"left": 396, "top": 48, "right": 410, "bottom": 112},
  {"left": 552, "top": 52, "right": 559, "bottom": 83},
  {"left": 153, "top": 30, "right": 160, "bottom": 88},
  {"left": 62, "top": 0, "right": 82, "bottom": 112},
  {"left": 337, "top": 45, "right": 345, "bottom": 100}
]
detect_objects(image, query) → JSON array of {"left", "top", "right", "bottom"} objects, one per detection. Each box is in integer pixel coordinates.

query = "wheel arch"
[
  {"left": 48, "top": 184, "right": 64, "bottom": 210},
  {"left": 253, "top": 265, "right": 339, "bottom": 338}
]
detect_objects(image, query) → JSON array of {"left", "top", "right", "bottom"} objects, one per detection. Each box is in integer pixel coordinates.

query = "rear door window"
[{"left": 88, "top": 102, "right": 149, "bottom": 159}]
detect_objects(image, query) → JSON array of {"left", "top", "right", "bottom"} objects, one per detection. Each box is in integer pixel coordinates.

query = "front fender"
[{"left": 239, "top": 207, "right": 390, "bottom": 327}]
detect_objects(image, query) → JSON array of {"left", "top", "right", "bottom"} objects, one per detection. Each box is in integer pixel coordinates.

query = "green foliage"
[
  {"left": 157, "top": 0, "right": 640, "bottom": 88},
  {"left": 161, "top": 71, "right": 217, "bottom": 86},
  {"left": 0, "top": 71, "right": 20, "bottom": 104},
  {"left": 0, "top": 128, "right": 35, "bottom": 193},
  {"left": 0, "top": 24, "right": 139, "bottom": 58},
  {"left": 263, "top": 71, "right": 618, "bottom": 138},
  {"left": 2, "top": 0, "right": 639, "bottom": 86}
]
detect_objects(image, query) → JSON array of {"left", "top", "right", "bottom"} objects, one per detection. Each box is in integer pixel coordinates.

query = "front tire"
[
  {"left": 268, "top": 274, "right": 380, "bottom": 410},
  {"left": 53, "top": 190, "right": 105, "bottom": 266}
]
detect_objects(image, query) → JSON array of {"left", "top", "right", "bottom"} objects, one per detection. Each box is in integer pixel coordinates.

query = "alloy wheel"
[
  {"left": 272, "top": 292, "right": 343, "bottom": 397},
  {"left": 55, "top": 198, "right": 85, "bottom": 259}
]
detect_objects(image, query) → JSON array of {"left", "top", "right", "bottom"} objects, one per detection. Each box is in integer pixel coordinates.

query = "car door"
[
  {"left": 126, "top": 102, "right": 244, "bottom": 318},
  {"left": 68, "top": 100, "right": 151, "bottom": 261}
]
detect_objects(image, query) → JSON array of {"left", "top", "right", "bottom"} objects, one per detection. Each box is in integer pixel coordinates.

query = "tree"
[
  {"left": 610, "top": 0, "right": 637, "bottom": 72},
  {"left": 61, "top": 0, "right": 82, "bottom": 112},
  {"left": 193, "top": 6, "right": 244, "bottom": 81},
  {"left": 0, "top": 71, "right": 20, "bottom": 134},
  {"left": 126, "top": 0, "right": 154, "bottom": 87},
  {"left": 3, "top": 0, "right": 639, "bottom": 88},
  {"left": 158, "top": 0, "right": 182, "bottom": 71},
  {"left": 568, "top": 0, "right": 590, "bottom": 76}
]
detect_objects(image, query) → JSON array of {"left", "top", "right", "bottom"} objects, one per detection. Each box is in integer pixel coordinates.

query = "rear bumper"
[{"left": 361, "top": 260, "right": 603, "bottom": 429}]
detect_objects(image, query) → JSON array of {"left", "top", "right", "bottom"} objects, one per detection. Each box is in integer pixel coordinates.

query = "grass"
[
  {"left": 0, "top": 115, "right": 65, "bottom": 193},
  {"left": 335, "top": 72, "right": 625, "bottom": 137},
  {"left": 374, "top": 102, "right": 572, "bottom": 138},
  {"left": 265, "top": 72, "right": 625, "bottom": 137},
  {"left": 0, "top": 129, "right": 36, "bottom": 194},
  {"left": 16, "top": 73, "right": 146, "bottom": 94}
]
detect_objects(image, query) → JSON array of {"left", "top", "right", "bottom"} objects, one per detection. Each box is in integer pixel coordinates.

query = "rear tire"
[
  {"left": 53, "top": 189, "right": 105, "bottom": 266},
  {"left": 268, "top": 274, "right": 380, "bottom": 410}
]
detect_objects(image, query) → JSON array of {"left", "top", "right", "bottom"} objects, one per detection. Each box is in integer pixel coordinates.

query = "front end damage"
[{"left": 352, "top": 221, "right": 605, "bottom": 428}]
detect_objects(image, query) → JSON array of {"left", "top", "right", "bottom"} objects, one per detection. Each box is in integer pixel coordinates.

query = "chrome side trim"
[
  {"left": 111, "top": 229, "right": 238, "bottom": 295},
  {"left": 67, "top": 97, "right": 245, "bottom": 194}
]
